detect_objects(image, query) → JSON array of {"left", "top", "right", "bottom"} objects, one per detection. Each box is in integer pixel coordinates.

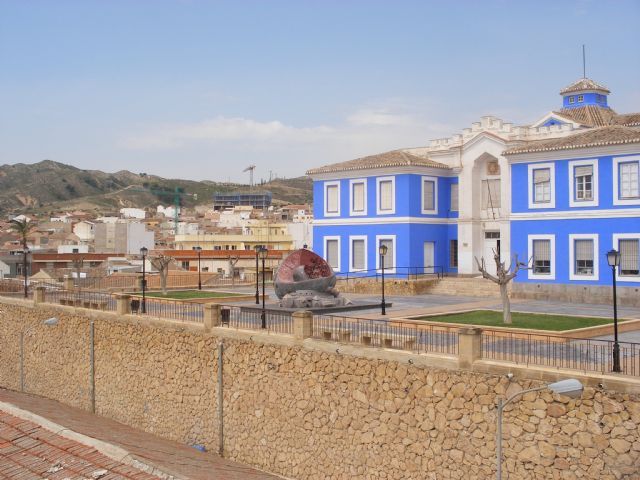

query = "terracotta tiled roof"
[
  {"left": 503, "top": 126, "right": 640, "bottom": 155},
  {"left": 306, "top": 150, "right": 449, "bottom": 175},
  {"left": 559, "top": 78, "right": 610, "bottom": 95},
  {"left": 610, "top": 113, "right": 640, "bottom": 127},
  {"left": 553, "top": 105, "right": 617, "bottom": 127}
]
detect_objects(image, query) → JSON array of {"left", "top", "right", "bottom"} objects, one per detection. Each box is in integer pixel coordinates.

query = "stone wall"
[
  {"left": 0, "top": 298, "right": 638, "bottom": 479},
  {"left": 512, "top": 282, "right": 640, "bottom": 307},
  {"left": 336, "top": 277, "right": 439, "bottom": 296}
]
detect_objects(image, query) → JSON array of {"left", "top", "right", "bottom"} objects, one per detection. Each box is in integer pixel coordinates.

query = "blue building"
[{"left": 307, "top": 77, "right": 640, "bottom": 304}]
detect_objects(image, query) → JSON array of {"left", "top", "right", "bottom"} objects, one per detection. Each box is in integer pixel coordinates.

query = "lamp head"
[
  {"left": 254, "top": 244, "right": 262, "bottom": 252},
  {"left": 379, "top": 244, "right": 388, "bottom": 256},
  {"left": 140, "top": 246, "right": 148, "bottom": 257},
  {"left": 606, "top": 249, "right": 620, "bottom": 268},
  {"left": 194, "top": 246, "right": 202, "bottom": 252},
  {"left": 259, "top": 246, "right": 268, "bottom": 260},
  {"left": 547, "top": 378, "right": 583, "bottom": 399}
]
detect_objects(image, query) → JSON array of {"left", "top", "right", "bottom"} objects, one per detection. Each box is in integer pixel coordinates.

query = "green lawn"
[
  {"left": 414, "top": 310, "right": 613, "bottom": 331},
  {"left": 142, "top": 290, "right": 245, "bottom": 300}
]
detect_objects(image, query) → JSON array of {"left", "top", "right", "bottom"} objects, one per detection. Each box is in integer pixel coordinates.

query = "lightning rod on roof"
[{"left": 582, "top": 44, "right": 586, "bottom": 78}]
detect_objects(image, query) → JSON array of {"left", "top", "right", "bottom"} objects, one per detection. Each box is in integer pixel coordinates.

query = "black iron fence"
[
  {"left": 222, "top": 306, "right": 293, "bottom": 335},
  {"left": 312, "top": 315, "right": 458, "bottom": 355},
  {"left": 481, "top": 330, "right": 640, "bottom": 377},
  {"left": 138, "top": 298, "right": 205, "bottom": 323}
]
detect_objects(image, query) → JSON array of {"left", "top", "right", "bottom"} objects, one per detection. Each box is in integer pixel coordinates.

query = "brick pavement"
[
  {"left": 0, "top": 409, "right": 160, "bottom": 480},
  {"left": 0, "top": 389, "right": 282, "bottom": 480}
]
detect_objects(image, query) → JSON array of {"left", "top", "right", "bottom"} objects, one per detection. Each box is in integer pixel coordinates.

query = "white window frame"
[
  {"left": 569, "top": 96, "right": 575, "bottom": 104},
  {"left": 323, "top": 236, "right": 341, "bottom": 272},
  {"left": 375, "top": 235, "right": 396, "bottom": 274},
  {"left": 527, "top": 234, "right": 556, "bottom": 280},
  {"left": 569, "top": 159, "right": 598, "bottom": 207},
  {"left": 613, "top": 156, "right": 640, "bottom": 206},
  {"left": 348, "top": 235, "right": 368, "bottom": 272},
  {"left": 527, "top": 163, "right": 556, "bottom": 209},
  {"left": 421, "top": 176, "right": 438, "bottom": 214},
  {"left": 376, "top": 176, "right": 396, "bottom": 215},
  {"left": 613, "top": 233, "right": 640, "bottom": 280},
  {"left": 450, "top": 183, "right": 459, "bottom": 212},
  {"left": 323, "top": 181, "right": 341, "bottom": 217},
  {"left": 349, "top": 179, "right": 367, "bottom": 216},
  {"left": 569, "top": 234, "right": 599, "bottom": 281},
  {"left": 577, "top": 95, "right": 584, "bottom": 103}
]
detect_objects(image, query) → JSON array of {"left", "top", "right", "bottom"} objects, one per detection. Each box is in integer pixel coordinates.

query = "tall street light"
[
  {"left": 607, "top": 249, "right": 622, "bottom": 373},
  {"left": 496, "top": 378, "right": 583, "bottom": 480},
  {"left": 22, "top": 247, "right": 30, "bottom": 299},
  {"left": 195, "top": 246, "right": 202, "bottom": 290},
  {"left": 140, "top": 246, "right": 148, "bottom": 314},
  {"left": 20, "top": 317, "right": 59, "bottom": 392},
  {"left": 379, "top": 244, "right": 388, "bottom": 315},
  {"left": 259, "top": 246, "right": 268, "bottom": 329},
  {"left": 254, "top": 245, "right": 261, "bottom": 305}
]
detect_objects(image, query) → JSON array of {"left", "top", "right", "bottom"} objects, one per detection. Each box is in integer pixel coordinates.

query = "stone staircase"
[{"left": 426, "top": 276, "right": 504, "bottom": 298}]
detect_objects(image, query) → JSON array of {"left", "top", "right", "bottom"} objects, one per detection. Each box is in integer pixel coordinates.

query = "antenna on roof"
[{"left": 582, "top": 44, "right": 586, "bottom": 78}]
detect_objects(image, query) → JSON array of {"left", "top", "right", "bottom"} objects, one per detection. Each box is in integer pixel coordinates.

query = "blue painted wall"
[
  {"left": 511, "top": 218, "right": 640, "bottom": 286},
  {"left": 562, "top": 92, "right": 608, "bottom": 108},
  {"left": 511, "top": 153, "right": 640, "bottom": 214},
  {"left": 312, "top": 222, "right": 458, "bottom": 277},
  {"left": 313, "top": 173, "right": 457, "bottom": 220}
]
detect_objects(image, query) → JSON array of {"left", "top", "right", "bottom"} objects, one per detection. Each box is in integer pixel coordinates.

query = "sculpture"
[{"left": 274, "top": 248, "right": 350, "bottom": 309}]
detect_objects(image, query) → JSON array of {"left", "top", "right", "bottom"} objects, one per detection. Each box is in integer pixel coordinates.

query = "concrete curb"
[{"left": 0, "top": 400, "right": 184, "bottom": 480}]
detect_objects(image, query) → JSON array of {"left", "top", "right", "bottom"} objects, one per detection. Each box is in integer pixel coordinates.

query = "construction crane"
[
  {"left": 243, "top": 165, "right": 256, "bottom": 187},
  {"left": 128, "top": 186, "right": 197, "bottom": 233}
]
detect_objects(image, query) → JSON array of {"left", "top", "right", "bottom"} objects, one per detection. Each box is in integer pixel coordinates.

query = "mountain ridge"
[{"left": 0, "top": 160, "right": 312, "bottom": 216}]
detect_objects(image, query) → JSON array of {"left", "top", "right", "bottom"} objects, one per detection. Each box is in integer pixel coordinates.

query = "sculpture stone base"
[{"left": 280, "top": 290, "right": 353, "bottom": 309}]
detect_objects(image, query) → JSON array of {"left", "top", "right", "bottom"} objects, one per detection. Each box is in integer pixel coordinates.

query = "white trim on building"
[
  {"left": 613, "top": 233, "right": 640, "bottom": 281},
  {"left": 348, "top": 235, "right": 368, "bottom": 272},
  {"left": 568, "top": 159, "right": 599, "bottom": 208},
  {"left": 375, "top": 235, "right": 396, "bottom": 274},
  {"left": 376, "top": 176, "right": 396, "bottom": 215},
  {"left": 613, "top": 155, "right": 640, "bottom": 206},
  {"left": 527, "top": 162, "right": 556, "bottom": 209},
  {"left": 349, "top": 179, "right": 368, "bottom": 217},
  {"left": 323, "top": 236, "right": 341, "bottom": 272},
  {"left": 527, "top": 234, "right": 556, "bottom": 280},
  {"left": 568, "top": 233, "right": 599, "bottom": 281},
  {"left": 421, "top": 176, "right": 438, "bottom": 214},
  {"left": 323, "top": 181, "right": 341, "bottom": 217}
]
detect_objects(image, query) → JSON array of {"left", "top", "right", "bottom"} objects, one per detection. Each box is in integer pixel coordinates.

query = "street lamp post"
[
  {"left": 607, "top": 249, "right": 622, "bottom": 373},
  {"left": 22, "top": 247, "right": 30, "bottom": 299},
  {"left": 254, "top": 245, "right": 261, "bottom": 305},
  {"left": 20, "top": 317, "right": 59, "bottom": 392},
  {"left": 195, "top": 246, "right": 202, "bottom": 290},
  {"left": 496, "top": 378, "right": 583, "bottom": 480},
  {"left": 379, "top": 244, "right": 388, "bottom": 315},
  {"left": 259, "top": 246, "right": 268, "bottom": 329},
  {"left": 140, "top": 246, "right": 148, "bottom": 314}
]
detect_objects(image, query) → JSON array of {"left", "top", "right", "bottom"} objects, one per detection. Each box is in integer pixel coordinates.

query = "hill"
[{"left": 0, "top": 160, "right": 312, "bottom": 216}]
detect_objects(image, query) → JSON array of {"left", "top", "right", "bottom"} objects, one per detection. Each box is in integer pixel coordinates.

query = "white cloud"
[{"left": 346, "top": 108, "right": 415, "bottom": 127}]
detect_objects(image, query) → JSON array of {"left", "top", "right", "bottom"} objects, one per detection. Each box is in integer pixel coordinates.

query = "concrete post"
[
  {"left": 34, "top": 286, "right": 46, "bottom": 304},
  {"left": 63, "top": 276, "right": 75, "bottom": 291},
  {"left": 204, "top": 304, "right": 222, "bottom": 331},
  {"left": 458, "top": 327, "right": 482, "bottom": 369},
  {"left": 116, "top": 294, "right": 132, "bottom": 315},
  {"left": 293, "top": 310, "right": 313, "bottom": 340}
]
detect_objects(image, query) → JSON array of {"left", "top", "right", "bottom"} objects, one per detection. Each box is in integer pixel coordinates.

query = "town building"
[
  {"left": 307, "top": 77, "right": 640, "bottom": 302},
  {"left": 94, "top": 221, "right": 155, "bottom": 254}
]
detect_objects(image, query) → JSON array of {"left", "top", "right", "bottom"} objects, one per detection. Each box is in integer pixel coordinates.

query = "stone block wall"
[
  {"left": 512, "top": 283, "right": 640, "bottom": 307},
  {"left": 0, "top": 299, "right": 638, "bottom": 479}
]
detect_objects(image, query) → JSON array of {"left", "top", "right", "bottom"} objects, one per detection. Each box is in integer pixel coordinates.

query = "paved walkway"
[
  {"left": 0, "top": 409, "right": 161, "bottom": 480},
  {"left": 0, "top": 389, "right": 281, "bottom": 480}
]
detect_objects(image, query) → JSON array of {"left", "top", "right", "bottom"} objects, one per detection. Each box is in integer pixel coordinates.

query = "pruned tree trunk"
[
  {"left": 500, "top": 283, "right": 511, "bottom": 324},
  {"left": 475, "top": 250, "right": 525, "bottom": 325},
  {"left": 150, "top": 255, "right": 173, "bottom": 295}
]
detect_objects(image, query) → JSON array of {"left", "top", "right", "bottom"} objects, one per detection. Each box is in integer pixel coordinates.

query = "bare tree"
[
  {"left": 150, "top": 255, "right": 173, "bottom": 294},
  {"left": 474, "top": 250, "right": 526, "bottom": 324}
]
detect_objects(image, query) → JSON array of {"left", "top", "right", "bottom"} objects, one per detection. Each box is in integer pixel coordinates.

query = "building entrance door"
[
  {"left": 423, "top": 241, "right": 435, "bottom": 274},
  {"left": 483, "top": 231, "right": 500, "bottom": 274}
]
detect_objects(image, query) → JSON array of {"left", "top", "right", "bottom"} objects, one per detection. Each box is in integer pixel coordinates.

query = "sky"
[{"left": 1, "top": 0, "right": 639, "bottom": 183}]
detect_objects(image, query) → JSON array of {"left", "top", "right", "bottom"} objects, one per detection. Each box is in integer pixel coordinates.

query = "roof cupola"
[{"left": 560, "top": 78, "right": 610, "bottom": 109}]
